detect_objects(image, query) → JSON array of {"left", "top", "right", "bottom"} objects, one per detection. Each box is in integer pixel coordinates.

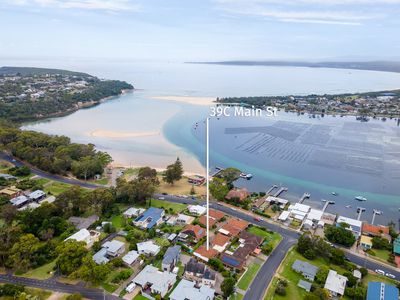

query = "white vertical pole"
[{"left": 206, "top": 117, "right": 210, "bottom": 250}]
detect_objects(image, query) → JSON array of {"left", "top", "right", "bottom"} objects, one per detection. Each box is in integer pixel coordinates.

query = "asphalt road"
[
  {"left": 157, "top": 194, "right": 400, "bottom": 299},
  {"left": 1, "top": 154, "right": 398, "bottom": 299},
  {"left": 0, "top": 273, "right": 120, "bottom": 300},
  {"left": 0, "top": 152, "right": 101, "bottom": 189}
]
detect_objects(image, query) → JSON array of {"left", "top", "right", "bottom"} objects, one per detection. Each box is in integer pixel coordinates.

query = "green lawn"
[
  {"left": 111, "top": 215, "right": 125, "bottom": 229},
  {"left": 133, "top": 295, "right": 149, "bottom": 300},
  {"left": 155, "top": 237, "right": 171, "bottom": 247},
  {"left": 148, "top": 199, "right": 187, "bottom": 213},
  {"left": 44, "top": 182, "right": 72, "bottom": 196},
  {"left": 94, "top": 177, "right": 109, "bottom": 185},
  {"left": 247, "top": 226, "right": 282, "bottom": 248},
  {"left": 230, "top": 292, "right": 244, "bottom": 300},
  {"left": 102, "top": 282, "right": 119, "bottom": 293},
  {"left": 33, "top": 178, "right": 51, "bottom": 186},
  {"left": 19, "top": 260, "right": 56, "bottom": 280},
  {"left": 370, "top": 248, "right": 392, "bottom": 263},
  {"left": 237, "top": 261, "right": 261, "bottom": 290}
]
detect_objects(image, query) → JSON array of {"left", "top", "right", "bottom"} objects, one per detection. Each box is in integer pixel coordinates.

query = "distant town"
[{"left": 216, "top": 89, "right": 400, "bottom": 120}]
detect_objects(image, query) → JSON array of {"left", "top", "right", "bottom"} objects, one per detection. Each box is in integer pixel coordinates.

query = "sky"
[{"left": 0, "top": 0, "right": 400, "bottom": 62}]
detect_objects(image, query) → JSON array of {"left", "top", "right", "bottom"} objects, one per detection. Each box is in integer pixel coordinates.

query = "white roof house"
[
  {"left": 28, "top": 190, "right": 46, "bottom": 200},
  {"left": 123, "top": 207, "right": 145, "bottom": 218},
  {"left": 64, "top": 229, "right": 90, "bottom": 244},
  {"left": 265, "top": 196, "right": 288, "bottom": 208},
  {"left": 137, "top": 240, "right": 161, "bottom": 256},
  {"left": 306, "top": 209, "right": 323, "bottom": 222},
  {"left": 133, "top": 265, "right": 177, "bottom": 297},
  {"left": 188, "top": 205, "right": 207, "bottom": 216},
  {"left": 93, "top": 248, "right": 109, "bottom": 264},
  {"left": 337, "top": 216, "right": 362, "bottom": 237},
  {"left": 278, "top": 211, "right": 290, "bottom": 221},
  {"left": 10, "top": 195, "right": 29, "bottom": 207},
  {"left": 103, "top": 240, "right": 125, "bottom": 256},
  {"left": 177, "top": 214, "right": 194, "bottom": 224},
  {"left": 122, "top": 250, "right": 139, "bottom": 265},
  {"left": 324, "top": 270, "right": 347, "bottom": 297},
  {"left": 169, "top": 279, "right": 215, "bottom": 300}
]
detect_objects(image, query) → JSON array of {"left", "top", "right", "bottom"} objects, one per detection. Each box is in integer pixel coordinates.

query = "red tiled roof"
[
  {"left": 199, "top": 215, "right": 217, "bottom": 227},
  {"left": 209, "top": 209, "right": 224, "bottom": 220},
  {"left": 225, "top": 188, "right": 249, "bottom": 201},
  {"left": 220, "top": 219, "right": 249, "bottom": 236},
  {"left": 212, "top": 233, "right": 231, "bottom": 247},
  {"left": 362, "top": 223, "right": 390, "bottom": 235},
  {"left": 182, "top": 224, "right": 206, "bottom": 240},
  {"left": 195, "top": 245, "right": 218, "bottom": 259}
]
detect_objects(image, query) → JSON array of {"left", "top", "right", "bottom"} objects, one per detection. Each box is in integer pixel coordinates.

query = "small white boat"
[
  {"left": 355, "top": 196, "right": 367, "bottom": 201},
  {"left": 331, "top": 192, "right": 338, "bottom": 196},
  {"left": 345, "top": 205, "right": 351, "bottom": 208}
]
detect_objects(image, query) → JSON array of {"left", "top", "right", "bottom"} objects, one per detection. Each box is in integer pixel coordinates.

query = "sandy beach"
[
  {"left": 150, "top": 95, "right": 216, "bottom": 106},
  {"left": 90, "top": 130, "right": 160, "bottom": 138},
  {"left": 110, "top": 162, "right": 204, "bottom": 177}
]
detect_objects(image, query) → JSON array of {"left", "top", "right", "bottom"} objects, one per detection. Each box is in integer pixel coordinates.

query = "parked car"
[
  {"left": 385, "top": 273, "right": 396, "bottom": 279},
  {"left": 375, "top": 269, "right": 385, "bottom": 276}
]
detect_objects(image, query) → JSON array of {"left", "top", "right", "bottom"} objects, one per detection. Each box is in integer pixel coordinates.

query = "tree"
[
  {"left": 0, "top": 226, "right": 21, "bottom": 267},
  {"left": 72, "top": 256, "right": 110, "bottom": 284},
  {"left": 56, "top": 240, "right": 88, "bottom": 275},
  {"left": 208, "top": 258, "right": 225, "bottom": 272},
  {"left": 138, "top": 167, "right": 159, "bottom": 184},
  {"left": 209, "top": 177, "right": 229, "bottom": 201},
  {"left": 162, "top": 158, "right": 183, "bottom": 185},
  {"left": 9, "top": 234, "right": 41, "bottom": 271},
  {"left": 371, "top": 236, "right": 391, "bottom": 250},
  {"left": 324, "top": 225, "right": 356, "bottom": 247},
  {"left": 330, "top": 248, "right": 345, "bottom": 265},
  {"left": 221, "top": 276, "right": 236, "bottom": 297},
  {"left": 66, "top": 294, "right": 82, "bottom": 300},
  {"left": 315, "top": 266, "right": 329, "bottom": 284},
  {"left": 0, "top": 204, "right": 18, "bottom": 225},
  {"left": 116, "top": 178, "right": 156, "bottom": 205}
]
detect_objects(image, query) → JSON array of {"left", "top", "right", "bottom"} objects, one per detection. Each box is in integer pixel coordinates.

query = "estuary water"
[{"left": 12, "top": 60, "right": 400, "bottom": 225}]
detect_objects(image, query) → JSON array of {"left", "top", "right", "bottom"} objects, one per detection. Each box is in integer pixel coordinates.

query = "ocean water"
[{"left": 15, "top": 60, "right": 400, "bottom": 225}]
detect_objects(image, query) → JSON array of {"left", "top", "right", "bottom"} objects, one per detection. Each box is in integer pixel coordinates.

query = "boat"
[
  {"left": 345, "top": 205, "right": 351, "bottom": 208},
  {"left": 355, "top": 196, "right": 367, "bottom": 201},
  {"left": 331, "top": 192, "right": 338, "bottom": 196},
  {"left": 240, "top": 173, "right": 253, "bottom": 180}
]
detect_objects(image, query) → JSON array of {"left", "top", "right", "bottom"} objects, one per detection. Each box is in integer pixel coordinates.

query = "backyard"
[{"left": 247, "top": 226, "right": 282, "bottom": 249}]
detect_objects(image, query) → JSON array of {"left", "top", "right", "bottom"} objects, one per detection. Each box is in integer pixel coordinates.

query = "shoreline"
[
  {"left": 89, "top": 130, "right": 160, "bottom": 138},
  {"left": 109, "top": 162, "right": 204, "bottom": 177},
  {"left": 149, "top": 95, "right": 216, "bottom": 106}
]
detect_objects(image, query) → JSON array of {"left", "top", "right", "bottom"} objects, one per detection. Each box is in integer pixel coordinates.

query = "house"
[
  {"left": 324, "top": 270, "right": 347, "bottom": 297},
  {"left": 64, "top": 229, "right": 100, "bottom": 247},
  {"left": 132, "top": 265, "right": 177, "bottom": 297},
  {"left": 122, "top": 250, "right": 140, "bottom": 266},
  {"left": 168, "top": 233, "right": 177, "bottom": 242},
  {"left": 194, "top": 246, "right": 218, "bottom": 262},
  {"left": 220, "top": 231, "right": 263, "bottom": 269},
  {"left": 225, "top": 188, "right": 249, "bottom": 202},
  {"left": 360, "top": 235, "right": 373, "bottom": 250},
  {"left": 336, "top": 216, "right": 362, "bottom": 238},
  {"left": 169, "top": 279, "right": 215, "bottom": 300},
  {"left": 181, "top": 225, "right": 206, "bottom": 243},
  {"left": 394, "top": 237, "right": 400, "bottom": 255},
  {"left": 218, "top": 219, "right": 248, "bottom": 237},
  {"left": 103, "top": 239, "right": 125, "bottom": 257},
  {"left": 166, "top": 216, "right": 178, "bottom": 225},
  {"left": 162, "top": 245, "right": 181, "bottom": 272},
  {"left": 212, "top": 233, "right": 230, "bottom": 253},
  {"left": 353, "top": 270, "right": 362, "bottom": 281},
  {"left": 291, "top": 260, "right": 319, "bottom": 281},
  {"left": 185, "top": 258, "right": 206, "bottom": 278},
  {"left": 188, "top": 205, "right": 207, "bottom": 216},
  {"left": 137, "top": 240, "right": 161, "bottom": 256},
  {"left": 10, "top": 195, "right": 30, "bottom": 208},
  {"left": 362, "top": 223, "right": 391, "bottom": 240},
  {"left": 265, "top": 196, "right": 288, "bottom": 209},
  {"left": 28, "top": 190, "right": 46, "bottom": 202},
  {"left": 298, "top": 280, "right": 312, "bottom": 292},
  {"left": 68, "top": 215, "right": 99, "bottom": 229},
  {"left": 0, "top": 173, "right": 17, "bottom": 180},
  {"left": 93, "top": 239, "right": 125, "bottom": 264},
  {"left": 187, "top": 175, "right": 206, "bottom": 186},
  {"left": 367, "top": 282, "right": 399, "bottom": 300},
  {"left": 176, "top": 214, "right": 194, "bottom": 225},
  {"left": 184, "top": 258, "right": 216, "bottom": 287},
  {"left": 123, "top": 207, "right": 145, "bottom": 218},
  {"left": 199, "top": 210, "right": 225, "bottom": 227},
  {"left": 0, "top": 186, "right": 21, "bottom": 198},
  {"left": 133, "top": 207, "right": 164, "bottom": 229}
]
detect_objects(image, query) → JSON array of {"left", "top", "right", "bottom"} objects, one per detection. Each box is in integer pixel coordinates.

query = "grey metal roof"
[
  {"left": 292, "top": 259, "right": 319, "bottom": 280},
  {"left": 163, "top": 245, "right": 181, "bottom": 265}
]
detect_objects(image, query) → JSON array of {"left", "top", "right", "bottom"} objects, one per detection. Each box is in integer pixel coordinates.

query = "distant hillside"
[
  {"left": 187, "top": 61, "right": 400, "bottom": 73},
  {"left": 0, "top": 66, "right": 90, "bottom": 77}
]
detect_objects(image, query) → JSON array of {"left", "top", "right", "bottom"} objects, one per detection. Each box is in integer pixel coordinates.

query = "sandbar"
[
  {"left": 90, "top": 130, "right": 160, "bottom": 138},
  {"left": 150, "top": 95, "right": 215, "bottom": 106}
]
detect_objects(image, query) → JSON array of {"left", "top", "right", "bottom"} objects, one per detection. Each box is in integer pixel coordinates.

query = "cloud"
[
  {"left": 4, "top": 0, "right": 139, "bottom": 12},
  {"left": 214, "top": 0, "right": 392, "bottom": 25}
]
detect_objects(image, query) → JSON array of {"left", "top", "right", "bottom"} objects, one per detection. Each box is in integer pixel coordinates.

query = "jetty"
[
  {"left": 298, "top": 193, "right": 310, "bottom": 204},
  {"left": 273, "top": 187, "right": 288, "bottom": 197},
  {"left": 321, "top": 199, "right": 335, "bottom": 212},
  {"left": 266, "top": 185, "right": 278, "bottom": 195},
  {"left": 357, "top": 207, "right": 366, "bottom": 221},
  {"left": 210, "top": 167, "right": 224, "bottom": 178},
  {"left": 371, "top": 209, "right": 382, "bottom": 225}
]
